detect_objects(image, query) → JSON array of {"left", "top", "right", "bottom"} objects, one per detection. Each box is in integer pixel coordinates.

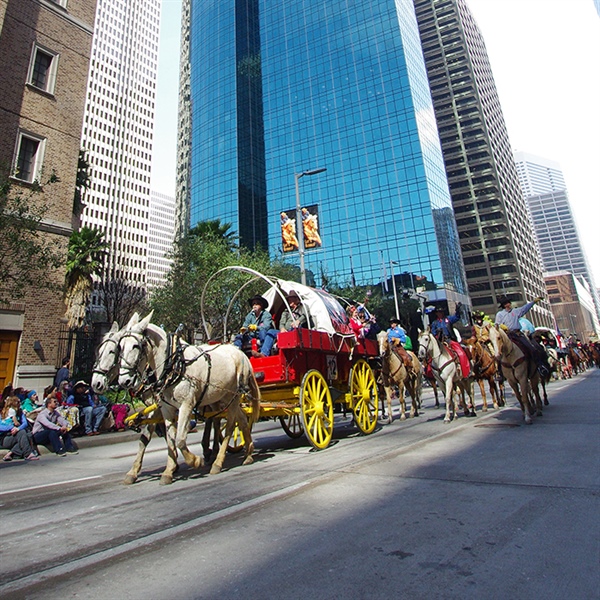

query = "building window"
[
  {"left": 28, "top": 44, "right": 59, "bottom": 94},
  {"left": 13, "top": 132, "right": 45, "bottom": 183}
]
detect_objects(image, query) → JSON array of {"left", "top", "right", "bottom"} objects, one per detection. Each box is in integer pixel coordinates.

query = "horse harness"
[{"left": 92, "top": 336, "right": 120, "bottom": 378}]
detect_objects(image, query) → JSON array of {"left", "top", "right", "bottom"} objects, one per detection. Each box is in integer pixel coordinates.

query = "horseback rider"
[
  {"left": 430, "top": 304, "right": 470, "bottom": 377},
  {"left": 494, "top": 295, "right": 550, "bottom": 377},
  {"left": 387, "top": 317, "right": 413, "bottom": 369},
  {"left": 470, "top": 310, "right": 494, "bottom": 354}
]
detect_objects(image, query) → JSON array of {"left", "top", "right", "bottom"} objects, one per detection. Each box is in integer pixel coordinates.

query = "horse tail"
[{"left": 247, "top": 372, "right": 261, "bottom": 426}]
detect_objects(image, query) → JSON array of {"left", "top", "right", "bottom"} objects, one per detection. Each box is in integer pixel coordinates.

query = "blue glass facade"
[{"left": 188, "top": 0, "right": 468, "bottom": 298}]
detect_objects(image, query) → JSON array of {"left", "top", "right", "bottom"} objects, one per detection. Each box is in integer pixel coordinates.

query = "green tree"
[
  {"left": 150, "top": 225, "right": 298, "bottom": 342},
  {"left": 0, "top": 170, "right": 63, "bottom": 304},
  {"left": 189, "top": 219, "right": 238, "bottom": 250},
  {"left": 64, "top": 226, "right": 107, "bottom": 328}
]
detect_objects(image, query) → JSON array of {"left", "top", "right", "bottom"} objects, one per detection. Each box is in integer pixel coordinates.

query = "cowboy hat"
[
  {"left": 497, "top": 295, "right": 511, "bottom": 308},
  {"left": 286, "top": 291, "right": 302, "bottom": 302},
  {"left": 248, "top": 295, "right": 268, "bottom": 309}
]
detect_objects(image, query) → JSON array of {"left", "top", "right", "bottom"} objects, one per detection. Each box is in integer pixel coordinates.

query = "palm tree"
[
  {"left": 64, "top": 226, "right": 107, "bottom": 328},
  {"left": 189, "top": 219, "right": 238, "bottom": 251}
]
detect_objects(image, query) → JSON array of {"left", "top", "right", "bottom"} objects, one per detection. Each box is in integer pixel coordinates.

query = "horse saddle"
[{"left": 392, "top": 344, "right": 413, "bottom": 369}]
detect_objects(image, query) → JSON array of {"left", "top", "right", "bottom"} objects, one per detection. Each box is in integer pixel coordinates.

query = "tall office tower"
[
  {"left": 0, "top": 0, "right": 96, "bottom": 390},
  {"left": 181, "top": 0, "right": 469, "bottom": 306},
  {"left": 147, "top": 190, "right": 176, "bottom": 289},
  {"left": 80, "top": 0, "right": 161, "bottom": 289},
  {"left": 413, "top": 0, "right": 551, "bottom": 325},
  {"left": 514, "top": 151, "right": 566, "bottom": 197},
  {"left": 514, "top": 151, "right": 600, "bottom": 324},
  {"left": 175, "top": 0, "right": 191, "bottom": 240}
]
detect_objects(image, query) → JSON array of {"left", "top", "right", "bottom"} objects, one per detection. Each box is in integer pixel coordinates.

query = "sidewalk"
[{"left": 1, "top": 428, "right": 141, "bottom": 459}]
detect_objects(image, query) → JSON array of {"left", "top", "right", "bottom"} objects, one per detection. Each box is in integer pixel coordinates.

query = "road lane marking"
[
  {"left": 0, "top": 476, "right": 102, "bottom": 497},
  {"left": 0, "top": 480, "right": 311, "bottom": 594}
]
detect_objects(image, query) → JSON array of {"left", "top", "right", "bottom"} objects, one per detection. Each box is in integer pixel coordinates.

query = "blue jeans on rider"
[
  {"left": 81, "top": 405, "right": 106, "bottom": 434},
  {"left": 234, "top": 328, "right": 279, "bottom": 357}
]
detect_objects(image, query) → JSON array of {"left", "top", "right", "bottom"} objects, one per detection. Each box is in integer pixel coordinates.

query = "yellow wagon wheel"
[
  {"left": 219, "top": 421, "right": 245, "bottom": 454},
  {"left": 350, "top": 359, "right": 379, "bottom": 434},
  {"left": 279, "top": 413, "right": 304, "bottom": 438},
  {"left": 300, "top": 370, "right": 334, "bottom": 450}
]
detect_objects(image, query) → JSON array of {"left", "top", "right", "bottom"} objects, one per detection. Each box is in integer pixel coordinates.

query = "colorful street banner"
[{"left": 280, "top": 204, "right": 322, "bottom": 253}]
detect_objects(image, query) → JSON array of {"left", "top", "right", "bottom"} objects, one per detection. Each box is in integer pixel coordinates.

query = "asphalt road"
[{"left": 1, "top": 370, "right": 599, "bottom": 599}]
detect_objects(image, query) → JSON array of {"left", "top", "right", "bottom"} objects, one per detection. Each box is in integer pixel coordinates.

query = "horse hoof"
[
  {"left": 544, "top": 400, "right": 549, "bottom": 406},
  {"left": 400, "top": 414, "right": 407, "bottom": 421},
  {"left": 482, "top": 406, "right": 488, "bottom": 412},
  {"left": 209, "top": 465, "right": 222, "bottom": 475},
  {"left": 123, "top": 475, "right": 136, "bottom": 485},
  {"left": 242, "top": 456, "right": 254, "bottom": 466},
  {"left": 443, "top": 418, "right": 451, "bottom": 424},
  {"left": 159, "top": 475, "right": 173, "bottom": 485}
]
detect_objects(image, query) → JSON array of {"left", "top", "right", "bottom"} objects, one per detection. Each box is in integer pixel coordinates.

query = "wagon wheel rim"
[
  {"left": 300, "top": 370, "right": 333, "bottom": 450},
  {"left": 351, "top": 359, "right": 379, "bottom": 434},
  {"left": 219, "top": 421, "right": 245, "bottom": 454},
  {"left": 279, "top": 413, "right": 304, "bottom": 438}
]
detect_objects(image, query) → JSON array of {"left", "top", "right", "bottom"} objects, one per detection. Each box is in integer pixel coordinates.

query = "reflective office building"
[{"left": 181, "top": 0, "right": 469, "bottom": 304}]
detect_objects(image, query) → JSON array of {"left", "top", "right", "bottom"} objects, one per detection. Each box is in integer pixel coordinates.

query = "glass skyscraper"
[{"left": 183, "top": 0, "right": 468, "bottom": 303}]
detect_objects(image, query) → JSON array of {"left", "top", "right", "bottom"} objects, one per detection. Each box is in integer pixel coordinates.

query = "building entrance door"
[{"left": 0, "top": 331, "right": 20, "bottom": 389}]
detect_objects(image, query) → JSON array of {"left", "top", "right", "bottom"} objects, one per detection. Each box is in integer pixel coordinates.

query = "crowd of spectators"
[{"left": 1, "top": 357, "right": 132, "bottom": 462}]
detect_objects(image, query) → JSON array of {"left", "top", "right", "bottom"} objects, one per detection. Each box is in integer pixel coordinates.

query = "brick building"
[{"left": 0, "top": 0, "right": 96, "bottom": 390}]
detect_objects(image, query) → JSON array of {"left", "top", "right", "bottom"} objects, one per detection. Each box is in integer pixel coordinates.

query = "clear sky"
[{"left": 151, "top": 0, "right": 600, "bottom": 283}]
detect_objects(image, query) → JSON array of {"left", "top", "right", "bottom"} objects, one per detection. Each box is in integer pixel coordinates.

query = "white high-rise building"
[
  {"left": 81, "top": 0, "right": 161, "bottom": 286},
  {"left": 148, "top": 190, "right": 175, "bottom": 289},
  {"left": 514, "top": 151, "right": 566, "bottom": 197},
  {"left": 514, "top": 151, "right": 600, "bottom": 325}
]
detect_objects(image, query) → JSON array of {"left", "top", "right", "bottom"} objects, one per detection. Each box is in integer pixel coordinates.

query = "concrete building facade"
[
  {"left": 0, "top": 0, "right": 96, "bottom": 390},
  {"left": 413, "top": 0, "right": 551, "bottom": 326},
  {"left": 147, "top": 190, "right": 175, "bottom": 289},
  {"left": 80, "top": 0, "right": 160, "bottom": 290}
]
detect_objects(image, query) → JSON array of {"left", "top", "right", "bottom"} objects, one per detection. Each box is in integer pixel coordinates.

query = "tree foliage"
[
  {"left": 95, "top": 275, "right": 148, "bottom": 327},
  {"left": 64, "top": 226, "right": 107, "bottom": 329},
  {"left": 149, "top": 223, "right": 298, "bottom": 342},
  {"left": 0, "top": 170, "right": 63, "bottom": 304}
]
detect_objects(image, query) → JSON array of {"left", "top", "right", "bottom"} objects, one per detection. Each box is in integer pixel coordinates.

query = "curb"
[{"left": 0, "top": 429, "right": 143, "bottom": 458}]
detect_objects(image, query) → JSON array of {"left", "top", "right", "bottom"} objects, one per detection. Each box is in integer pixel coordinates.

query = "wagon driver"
[{"left": 234, "top": 295, "right": 279, "bottom": 359}]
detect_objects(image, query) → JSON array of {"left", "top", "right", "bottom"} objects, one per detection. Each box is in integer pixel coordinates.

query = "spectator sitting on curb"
[
  {"left": 32, "top": 396, "right": 78, "bottom": 456},
  {"left": 51, "top": 384, "right": 79, "bottom": 431},
  {"left": 21, "top": 390, "right": 44, "bottom": 424},
  {"left": 1, "top": 397, "right": 39, "bottom": 462},
  {"left": 66, "top": 381, "right": 106, "bottom": 436}
]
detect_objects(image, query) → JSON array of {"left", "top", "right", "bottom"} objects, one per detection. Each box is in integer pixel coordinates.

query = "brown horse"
[
  {"left": 465, "top": 338, "right": 505, "bottom": 410},
  {"left": 377, "top": 332, "right": 422, "bottom": 422},
  {"left": 488, "top": 325, "right": 543, "bottom": 424}
]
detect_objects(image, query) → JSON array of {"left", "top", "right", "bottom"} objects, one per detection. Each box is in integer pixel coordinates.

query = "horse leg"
[
  {"left": 201, "top": 416, "right": 214, "bottom": 461},
  {"left": 399, "top": 381, "right": 407, "bottom": 420},
  {"left": 236, "top": 408, "right": 255, "bottom": 466},
  {"left": 175, "top": 402, "right": 203, "bottom": 470},
  {"left": 383, "top": 384, "right": 394, "bottom": 424},
  {"left": 124, "top": 423, "right": 155, "bottom": 485},
  {"left": 433, "top": 380, "right": 440, "bottom": 409},
  {"left": 478, "top": 379, "right": 488, "bottom": 411},
  {"left": 408, "top": 378, "right": 418, "bottom": 418},
  {"left": 440, "top": 377, "right": 453, "bottom": 423},
  {"left": 160, "top": 416, "right": 180, "bottom": 485},
  {"left": 210, "top": 410, "right": 239, "bottom": 475}
]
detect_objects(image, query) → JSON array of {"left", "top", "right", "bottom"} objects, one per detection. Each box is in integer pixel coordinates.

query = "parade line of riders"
[{"left": 2, "top": 292, "right": 598, "bottom": 462}]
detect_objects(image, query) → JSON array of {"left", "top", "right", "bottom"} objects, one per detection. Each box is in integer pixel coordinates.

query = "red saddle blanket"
[{"left": 447, "top": 341, "right": 471, "bottom": 378}]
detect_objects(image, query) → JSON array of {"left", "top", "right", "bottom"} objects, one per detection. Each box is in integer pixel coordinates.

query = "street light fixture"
[
  {"left": 390, "top": 260, "right": 400, "bottom": 320},
  {"left": 295, "top": 167, "right": 326, "bottom": 285}
]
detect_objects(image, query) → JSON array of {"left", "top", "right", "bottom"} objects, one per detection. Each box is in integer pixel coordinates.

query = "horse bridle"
[
  {"left": 119, "top": 331, "right": 149, "bottom": 381},
  {"left": 92, "top": 336, "right": 120, "bottom": 378}
]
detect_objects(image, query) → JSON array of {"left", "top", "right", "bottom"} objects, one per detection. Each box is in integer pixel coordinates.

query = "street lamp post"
[
  {"left": 390, "top": 260, "right": 400, "bottom": 320},
  {"left": 295, "top": 167, "right": 326, "bottom": 285}
]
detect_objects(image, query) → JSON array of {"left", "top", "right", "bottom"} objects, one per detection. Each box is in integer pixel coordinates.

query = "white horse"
[
  {"left": 377, "top": 331, "right": 422, "bottom": 422},
  {"left": 117, "top": 312, "right": 260, "bottom": 485},
  {"left": 488, "top": 325, "right": 542, "bottom": 424},
  {"left": 417, "top": 329, "right": 475, "bottom": 423}
]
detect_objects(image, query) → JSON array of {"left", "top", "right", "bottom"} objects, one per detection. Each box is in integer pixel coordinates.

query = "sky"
[{"left": 151, "top": 0, "right": 600, "bottom": 283}]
